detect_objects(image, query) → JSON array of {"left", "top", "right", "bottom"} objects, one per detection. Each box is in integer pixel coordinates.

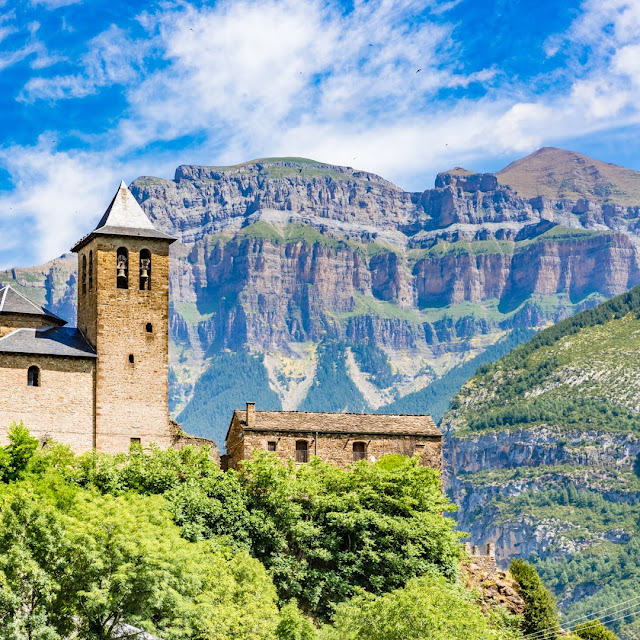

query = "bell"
[
  {"left": 140, "top": 268, "right": 149, "bottom": 279},
  {"left": 118, "top": 267, "right": 126, "bottom": 278}
]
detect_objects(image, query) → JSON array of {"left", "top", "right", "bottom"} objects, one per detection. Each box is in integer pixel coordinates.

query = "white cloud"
[
  {"left": 7, "top": 0, "right": 640, "bottom": 268},
  {"left": 0, "top": 140, "right": 119, "bottom": 263},
  {"left": 21, "top": 25, "right": 144, "bottom": 101}
]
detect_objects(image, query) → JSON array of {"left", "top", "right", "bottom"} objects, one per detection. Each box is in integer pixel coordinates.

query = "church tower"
[{"left": 72, "top": 181, "right": 176, "bottom": 452}]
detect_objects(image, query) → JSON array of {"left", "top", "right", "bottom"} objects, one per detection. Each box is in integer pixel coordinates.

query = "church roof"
[
  {"left": 71, "top": 181, "right": 176, "bottom": 252},
  {"left": 0, "top": 326, "right": 96, "bottom": 359},
  {"left": 0, "top": 285, "right": 66, "bottom": 326},
  {"left": 228, "top": 409, "right": 441, "bottom": 441}
]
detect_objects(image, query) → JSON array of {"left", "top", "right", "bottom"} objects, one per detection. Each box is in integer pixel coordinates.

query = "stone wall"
[
  {"left": 226, "top": 420, "right": 442, "bottom": 470},
  {"left": 464, "top": 542, "right": 498, "bottom": 573},
  {"left": 77, "top": 237, "right": 174, "bottom": 453},
  {"left": 0, "top": 353, "right": 95, "bottom": 451}
]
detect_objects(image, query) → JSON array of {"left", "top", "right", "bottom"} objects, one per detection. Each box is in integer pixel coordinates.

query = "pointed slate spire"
[{"left": 72, "top": 180, "right": 175, "bottom": 252}]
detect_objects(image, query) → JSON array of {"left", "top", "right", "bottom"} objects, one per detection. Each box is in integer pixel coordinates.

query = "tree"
[
  {"left": 274, "top": 601, "right": 316, "bottom": 640},
  {"left": 0, "top": 480, "right": 282, "bottom": 640},
  {"left": 510, "top": 558, "right": 559, "bottom": 638},
  {"left": 0, "top": 489, "right": 65, "bottom": 640},
  {"left": 0, "top": 422, "right": 40, "bottom": 482},
  {"left": 574, "top": 619, "right": 619, "bottom": 640},
  {"left": 320, "top": 573, "right": 512, "bottom": 640},
  {"left": 237, "top": 453, "right": 463, "bottom": 619}
]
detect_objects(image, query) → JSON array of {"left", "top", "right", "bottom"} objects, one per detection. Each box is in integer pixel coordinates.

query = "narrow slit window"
[
  {"left": 146, "top": 323, "right": 153, "bottom": 333},
  {"left": 88, "top": 250, "right": 94, "bottom": 291},
  {"left": 117, "top": 247, "right": 128, "bottom": 289},
  {"left": 295, "top": 440, "right": 309, "bottom": 463},
  {"left": 27, "top": 366, "right": 40, "bottom": 387},
  {"left": 81, "top": 254, "right": 87, "bottom": 295},
  {"left": 129, "top": 354, "right": 135, "bottom": 364},
  {"left": 139, "top": 249, "right": 151, "bottom": 290},
  {"left": 353, "top": 442, "right": 366, "bottom": 461}
]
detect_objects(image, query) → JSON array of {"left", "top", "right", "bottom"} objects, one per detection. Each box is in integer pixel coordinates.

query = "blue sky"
[{"left": 2, "top": 0, "right": 640, "bottom": 269}]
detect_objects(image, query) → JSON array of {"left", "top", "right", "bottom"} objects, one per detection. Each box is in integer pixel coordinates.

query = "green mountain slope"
[{"left": 444, "top": 286, "right": 640, "bottom": 639}]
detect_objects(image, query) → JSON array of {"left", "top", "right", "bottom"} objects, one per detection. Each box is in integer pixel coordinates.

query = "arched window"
[
  {"left": 88, "top": 250, "right": 93, "bottom": 291},
  {"left": 295, "top": 440, "right": 309, "bottom": 463},
  {"left": 81, "top": 254, "right": 87, "bottom": 295},
  {"left": 27, "top": 366, "right": 40, "bottom": 387},
  {"left": 353, "top": 441, "right": 367, "bottom": 461},
  {"left": 116, "top": 247, "right": 128, "bottom": 289},
  {"left": 145, "top": 323, "right": 153, "bottom": 333},
  {"left": 139, "top": 249, "right": 151, "bottom": 290}
]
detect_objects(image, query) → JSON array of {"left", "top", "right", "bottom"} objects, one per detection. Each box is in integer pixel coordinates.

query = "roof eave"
[
  {"left": 241, "top": 426, "right": 443, "bottom": 438},
  {"left": 71, "top": 229, "right": 177, "bottom": 253},
  {"left": 0, "top": 349, "right": 97, "bottom": 359}
]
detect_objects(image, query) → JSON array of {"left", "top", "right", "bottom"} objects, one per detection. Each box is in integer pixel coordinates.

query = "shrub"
[{"left": 575, "top": 619, "right": 619, "bottom": 640}]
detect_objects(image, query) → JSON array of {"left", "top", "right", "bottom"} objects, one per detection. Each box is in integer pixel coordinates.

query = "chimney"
[{"left": 246, "top": 402, "right": 256, "bottom": 428}]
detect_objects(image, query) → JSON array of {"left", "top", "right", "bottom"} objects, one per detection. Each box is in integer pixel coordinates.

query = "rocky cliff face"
[
  {"left": 3, "top": 152, "right": 640, "bottom": 444},
  {"left": 442, "top": 287, "right": 640, "bottom": 638}
]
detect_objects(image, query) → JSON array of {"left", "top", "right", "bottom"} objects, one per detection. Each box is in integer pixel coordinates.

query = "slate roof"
[
  {"left": 0, "top": 327, "right": 97, "bottom": 359},
  {"left": 72, "top": 181, "right": 176, "bottom": 252},
  {"left": 0, "top": 285, "right": 66, "bottom": 326},
  {"left": 229, "top": 410, "right": 441, "bottom": 439}
]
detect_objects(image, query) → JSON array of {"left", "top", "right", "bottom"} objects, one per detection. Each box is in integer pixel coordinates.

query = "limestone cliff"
[{"left": 4, "top": 153, "right": 640, "bottom": 444}]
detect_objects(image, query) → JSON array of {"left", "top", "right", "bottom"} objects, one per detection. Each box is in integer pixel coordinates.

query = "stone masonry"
[
  {"left": 0, "top": 181, "right": 196, "bottom": 455},
  {"left": 75, "top": 236, "right": 173, "bottom": 452},
  {"left": 224, "top": 403, "right": 443, "bottom": 470},
  {"left": 0, "top": 353, "right": 95, "bottom": 450}
]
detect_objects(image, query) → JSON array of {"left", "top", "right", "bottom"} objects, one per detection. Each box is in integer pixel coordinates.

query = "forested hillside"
[
  {"left": 444, "top": 286, "right": 640, "bottom": 639},
  {"left": 0, "top": 423, "right": 533, "bottom": 640}
]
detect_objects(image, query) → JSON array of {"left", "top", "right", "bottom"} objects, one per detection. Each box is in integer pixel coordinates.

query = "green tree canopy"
[
  {"left": 510, "top": 558, "right": 559, "bottom": 638},
  {"left": 319, "top": 573, "right": 515, "bottom": 640}
]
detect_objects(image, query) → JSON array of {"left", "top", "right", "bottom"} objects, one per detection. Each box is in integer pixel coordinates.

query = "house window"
[
  {"left": 295, "top": 440, "right": 309, "bottom": 463},
  {"left": 267, "top": 441, "right": 277, "bottom": 452},
  {"left": 88, "top": 250, "right": 94, "bottom": 291},
  {"left": 81, "top": 254, "right": 87, "bottom": 295},
  {"left": 117, "top": 247, "right": 129, "bottom": 289},
  {"left": 27, "top": 366, "right": 40, "bottom": 387},
  {"left": 353, "top": 441, "right": 366, "bottom": 461},
  {"left": 139, "top": 249, "right": 151, "bottom": 290},
  {"left": 146, "top": 323, "right": 153, "bottom": 333},
  {"left": 130, "top": 437, "right": 141, "bottom": 445}
]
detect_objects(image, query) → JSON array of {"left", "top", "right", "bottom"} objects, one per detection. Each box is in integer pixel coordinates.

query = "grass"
[{"left": 331, "top": 292, "right": 423, "bottom": 324}]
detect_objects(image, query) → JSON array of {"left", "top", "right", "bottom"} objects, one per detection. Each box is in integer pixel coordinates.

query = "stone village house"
[
  {"left": 223, "top": 402, "right": 442, "bottom": 470},
  {"left": 0, "top": 181, "right": 442, "bottom": 472}
]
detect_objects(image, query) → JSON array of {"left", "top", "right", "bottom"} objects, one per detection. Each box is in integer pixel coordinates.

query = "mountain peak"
[{"left": 497, "top": 147, "right": 640, "bottom": 205}]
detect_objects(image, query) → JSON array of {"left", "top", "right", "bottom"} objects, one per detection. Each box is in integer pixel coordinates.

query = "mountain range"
[{"left": 2, "top": 147, "right": 640, "bottom": 446}]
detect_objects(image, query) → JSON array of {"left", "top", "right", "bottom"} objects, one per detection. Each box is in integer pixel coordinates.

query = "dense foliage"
[
  {"left": 0, "top": 424, "right": 504, "bottom": 637},
  {"left": 509, "top": 559, "right": 559, "bottom": 638},
  {"left": 318, "top": 573, "right": 517, "bottom": 640},
  {"left": 78, "top": 448, "right": 463, "bottom": 619},
  {"left": 575, "top": 620, "right": 620, "bottom": 640}
]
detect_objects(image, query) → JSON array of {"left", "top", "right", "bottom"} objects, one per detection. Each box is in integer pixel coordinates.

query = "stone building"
[
  {"left": 0, "top": 181, "right": 180, "bottom": 453},
  {"left": 223, "top": 402, "right": 442, "bottom": 470}
]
